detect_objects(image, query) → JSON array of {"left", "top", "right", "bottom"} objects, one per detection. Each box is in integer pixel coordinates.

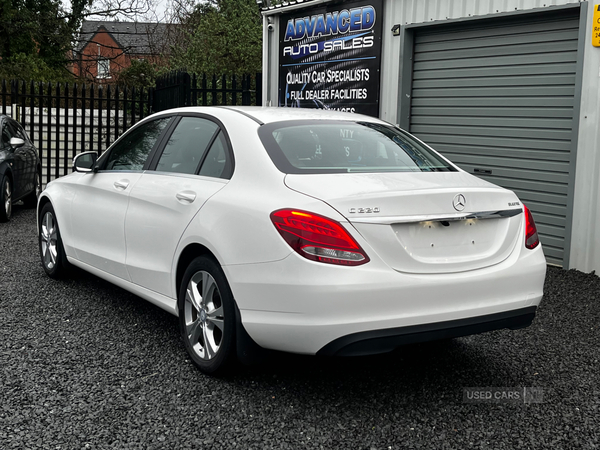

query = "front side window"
[
  {"left": 9, "top": 121, "right": 27, "bottom": 141},
  {"left": 258, "top": 121, "right": 457, "bottom": 174},
  {"left": 1, "top": 123, "right": 13, "bottom": 150},
  {"left": 103, "top": 117, "right": 171, "bottom": 171},
  {"left": 156, "top": 117, "right": 219, "bottom": 174}
]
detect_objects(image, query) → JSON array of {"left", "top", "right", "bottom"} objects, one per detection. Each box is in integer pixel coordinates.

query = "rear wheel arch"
[
  {"left": 175, "top": 243, "right": 267, "bottom": 368},
  {"left": 178, "top": 255, "right": 237, "bottom": 374},
  {"left": 23, "top": 168, "right": 42, "bottom": 208},
  {"left": 176, "top": 243, "right": 221, "bottom": 301}
]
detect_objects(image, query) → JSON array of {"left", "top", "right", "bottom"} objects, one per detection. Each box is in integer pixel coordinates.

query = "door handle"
[
  {"left": 176, "top": 191, "right": 196, "bottom": 204},
  {"left": 114, "top": 180, "right": 129, "bottom": 190}
]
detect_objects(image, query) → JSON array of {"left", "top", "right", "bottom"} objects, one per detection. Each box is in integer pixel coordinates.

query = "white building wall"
[
  {"left": 570, "top": 1, "right": 600, "bottom": 273},
  {"left": 263, "top": 0, "right": 600, "bottom": 275}
]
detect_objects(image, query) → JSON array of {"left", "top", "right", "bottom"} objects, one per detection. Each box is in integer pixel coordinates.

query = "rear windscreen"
[{"left": 258, "top": 120, "right": 457, "bottom": 174}]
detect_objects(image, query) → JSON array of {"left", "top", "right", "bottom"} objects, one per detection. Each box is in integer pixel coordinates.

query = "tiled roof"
[{"left": 75, "top": 20, "right": 173, "bottom": 55}]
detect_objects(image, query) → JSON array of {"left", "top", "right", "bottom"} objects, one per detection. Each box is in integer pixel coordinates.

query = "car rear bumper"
[
  {"left": 316, "top": 306, "right": 537, "bottom": 356},
  {"left": 224, "top": 243, "right": 546, "bottom": 355}
]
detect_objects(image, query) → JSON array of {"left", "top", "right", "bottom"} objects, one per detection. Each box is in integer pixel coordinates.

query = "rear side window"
[
  {"left": 103, "top": 117, "right": 171, "bottom": 171},
  {"left": 156, "top": 117, "right": 219, "bottom": 174},
  {"left": 198, "top": 131, "right": 231, "bottom": 179},
  {"left": 258, "top": 120, "right": 456, "bottom": 174}
]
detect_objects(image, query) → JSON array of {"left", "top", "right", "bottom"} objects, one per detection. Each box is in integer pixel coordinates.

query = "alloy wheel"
[
  {"left": 3, "top": 179, "right": 11, "bottom": 218},
  {"left": 40, "top": 211, "right": 58, "bottom": 270},
  {"left": 184, "top": 270, "right": 225, "bottom": 360}
]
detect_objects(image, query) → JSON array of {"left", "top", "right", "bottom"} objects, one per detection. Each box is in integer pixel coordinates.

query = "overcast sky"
[{"left": 64, "top": 0, "right": 174, "bottom": 24}]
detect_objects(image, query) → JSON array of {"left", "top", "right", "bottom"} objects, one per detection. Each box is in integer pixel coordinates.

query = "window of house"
[{"left": 97, "top": 58, "right": 110, "bottom": 79}]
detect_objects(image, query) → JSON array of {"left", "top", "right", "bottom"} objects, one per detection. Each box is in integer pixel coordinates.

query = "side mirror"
[
  {"left": 73, "top": 151, "right": 98, "bottom": 173},
  {"left": 9, "top": 137, "right": 25, "bottom": 149}
]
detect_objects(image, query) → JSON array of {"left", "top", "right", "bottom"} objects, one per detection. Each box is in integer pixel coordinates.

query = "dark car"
[{"left": 0, "top": 115, "right": 42, "bottom": 222}]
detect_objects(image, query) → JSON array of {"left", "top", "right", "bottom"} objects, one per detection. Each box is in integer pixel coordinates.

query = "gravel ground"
[{"left": 1, "top": 205, "right": 599, "bottom": 450}]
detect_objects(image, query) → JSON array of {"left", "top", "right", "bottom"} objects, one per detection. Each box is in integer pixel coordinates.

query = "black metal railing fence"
[
  {"left": 0, "top": 71, "right": 262, "bottom": 186},
  {"left": 1, "top": 80, "right": 152, "bottom": 186},
  {"left": 153, "top": 71, "right": 262, "bottom": 112}
]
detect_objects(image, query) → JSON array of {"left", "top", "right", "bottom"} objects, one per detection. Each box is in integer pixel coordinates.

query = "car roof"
[
  {"left": 153, "top": 106, "right": 388, "bottom": 126},
  {"left": 224, "top": 106, "right": 386, "bottom": 124}
]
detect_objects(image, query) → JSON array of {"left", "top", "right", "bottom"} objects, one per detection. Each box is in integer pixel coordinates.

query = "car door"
[
  {"left": 69, "top": 116, "right": 172, "bottom": 280},
  {"left": 9, "top": 120, "right": 37, "bottom": 197},
  {"left": 124, "top": 115, "right": 233, "bottom": 296},
  {"left": 1, "top": 121, "right": 22, "bottom": 197}
]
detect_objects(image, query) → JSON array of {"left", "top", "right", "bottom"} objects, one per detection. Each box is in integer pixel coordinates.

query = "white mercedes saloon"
[{"left": 38, "top": 107, "right": 546, "bottom": 374}]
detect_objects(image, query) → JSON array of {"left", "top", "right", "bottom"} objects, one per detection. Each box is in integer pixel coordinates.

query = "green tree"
[
  {"left": 116, "top": 59, "right": 158, "bottom": 88},
  {"left": 169, "top": 0, "right": 263, "bottom": 75},
  {"left": 0, "top": 0, "right": 155, "bottom": 82},
  {"left": 0, "top": 0, "right": 90, "bottom": 73},
  {"left": 0, "top": 53, "right": 73, "bottom": 82}
]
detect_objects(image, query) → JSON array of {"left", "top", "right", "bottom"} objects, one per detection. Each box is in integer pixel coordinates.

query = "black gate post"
[
  {"left": 256, "top": 73, "right": 263, "bottom": 106},
  {"left": 180, "top": 71, "right": 191, "bottom": 107},
  {"left": 10, "top": 80, "right": 18, "bottom": 119},
  {"left": 152, "top": 70, "right": 192, "bottom": 112}
]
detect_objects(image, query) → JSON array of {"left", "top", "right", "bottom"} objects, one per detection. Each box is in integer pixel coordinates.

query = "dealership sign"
[{"left": 278, "top": 0, "right": 383, "bottom": 117}]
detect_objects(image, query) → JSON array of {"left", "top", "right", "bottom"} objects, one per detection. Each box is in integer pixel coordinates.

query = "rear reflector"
[
  {"left": 524, "top": 204, "right": 540, "bottom": 250},
  {"left": 270, "top": 209, "right": 369, "bottom": 266}
]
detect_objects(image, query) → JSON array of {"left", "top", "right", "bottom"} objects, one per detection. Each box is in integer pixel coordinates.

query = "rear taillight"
[
  {"left": 524, "top": 204, "right": 539, "bottom": 250},
  {"left": 270, "top": 209, "right": 369, "bottom": 266}
]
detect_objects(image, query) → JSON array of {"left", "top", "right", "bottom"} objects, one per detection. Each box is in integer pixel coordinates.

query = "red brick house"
[{"left": 73, "top": 21, "right": 173, "bottom": 81}]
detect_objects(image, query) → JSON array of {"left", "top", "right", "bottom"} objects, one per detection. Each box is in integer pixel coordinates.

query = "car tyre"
[
  {"left": 23, "top": 171, "right": 41, "bottom": 208},
  {"left": 0, "top": 175, "right": 11, "bottom": 222},
  {"left": 179, "top": 256, "right": 236, "bottom": 375},
  {"left": 39, "top": 203, "right": 70, "bottom": 278}
]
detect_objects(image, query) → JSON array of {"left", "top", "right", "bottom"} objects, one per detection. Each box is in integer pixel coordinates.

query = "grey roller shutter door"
[{"left": 409, "top": 8, "right": 580, "bottom": 266}]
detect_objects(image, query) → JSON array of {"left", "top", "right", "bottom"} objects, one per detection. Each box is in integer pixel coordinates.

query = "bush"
[
  {"left": 0, "top": 53, "right": 74, "bottom": 83},
  {"left": 116, "top": 59, "right": 158, "bottom": 89}
]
